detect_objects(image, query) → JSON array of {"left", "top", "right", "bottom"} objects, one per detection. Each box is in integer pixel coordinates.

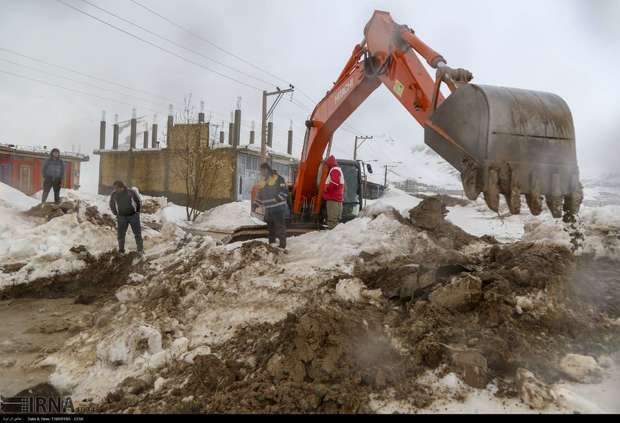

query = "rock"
[
  {"left": 409, "top": 198, "right": 446, "bottom": 230},
  {"left": 58, "top": 201, "right": 76, "bottom": 213},
  {"left": 115, "top": 286, "right": 141, "bottom": 303},
  {"left": 120, "top": 377, "right": 150, "bottom": 395},
  {"left": 1, "top": 262, "right": 27, "bottom": 273},
  {"left": 148, "top": 350, "right": 170, "bottom": 370},
  {"left": 516, "top": 368, "right": 556, "bottom": 410},
  {"left": 559, "top": 354, "right": 603, "bottom": 383},
  {"left": 170, "top": 337, "right": 190, "bottom": 358},
  {"left": 182, "top": 346, "right": 212, "bottom": 364},
  {"left": 451, "top": 350, "right": 489, "bottom": 389},
  {"left": 335, "top": 278, "right": 364, "bottom": 302},
  {"left": 515, "top": 296, "right": 534, "bottom": 315},
  {"left": 399, "top": 266, "right": 437, "bottom": 300},
  {"left": 429, "top": 274, "right": 482, "bottom": 312},
  {"left": 154, "top": 377, "right": 166, "bottom": 392},
  {"left": 75, "top": 294, "right": 97, "bottom": 305}
]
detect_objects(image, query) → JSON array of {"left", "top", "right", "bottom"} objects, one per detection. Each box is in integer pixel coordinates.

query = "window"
[
  {"left": 19, "top": 165, "right": 32, "bottom": 193},
  {"left": 0, "top": 163, "right": 11, "bottom": 184}
]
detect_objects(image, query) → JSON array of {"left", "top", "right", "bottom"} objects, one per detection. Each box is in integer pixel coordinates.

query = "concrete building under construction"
[{"left": 94, "top": 106, "right": 297, "bottom": 210}]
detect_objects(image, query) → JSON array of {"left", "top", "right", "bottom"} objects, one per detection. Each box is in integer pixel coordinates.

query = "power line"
[
  {"left": 54, "top": 0, "right": 263, "bottom": 92},
  {"left": 0, "top": 57, "right": 168, "bottom": 109},
  {"left": 128, "top": 0, "right": 290, "bottom": 87},
  {"left": 75, "top": 0, "right": 276, "bottom": 90},
  {"left": 0, "top": 68, "right": 161, "bottom": 113},
  {"left": 128, "top": 0, "right": 378, "bottom": 140},
  {"left": 128, "top": 0, "right": 321, "bottom": 107},
  {"left": 0, "top": 47, "right": 174, "bottom": 104}
]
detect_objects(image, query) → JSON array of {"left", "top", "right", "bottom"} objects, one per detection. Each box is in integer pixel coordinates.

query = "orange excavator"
[{"left": 233, "top": 10, "right": 582, "bottom": 241}]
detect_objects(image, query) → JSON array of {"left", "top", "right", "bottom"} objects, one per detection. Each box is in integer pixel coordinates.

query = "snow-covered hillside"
[{"left": 354, "top": 137, "right": 461, "bottom": 190}]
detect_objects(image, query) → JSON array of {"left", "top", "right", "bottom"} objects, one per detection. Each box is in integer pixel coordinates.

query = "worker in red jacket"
[{"left": 323, "top": 155, "right": 345, "bottom": 229}]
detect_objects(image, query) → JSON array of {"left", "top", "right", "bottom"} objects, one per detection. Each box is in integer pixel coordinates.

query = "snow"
[
  {"left": 2, "top": 170, "right": 620, "bottom": 412},
  {"left": 371, "top": 362, "right": 620, "bottom": 414},
  {"left": 357, "top": 140, "right": 461, "bottom": 190},
  {"left": 446, "top": 201, "right": 526, "bottom": 243},
  {"left": 365, "top": 186, "right": 421, "bottom": 216},
  {"left": 0, "top": 210, "right": 118, "bottom": 287},
  {"left": 192, "top": 201, "right": 264, "bottom": 232},
  {"left": 523, "top": 205, "right": 620, "bottom": 261},
  {"left": 160, "top": 201, "right": 263, "bottom": 233},
  {"left": 0, "top": 182, "right": 38, "bottom": 211},
  {"left": 559, "top": 354, "right": 604, "bottom": 384}
]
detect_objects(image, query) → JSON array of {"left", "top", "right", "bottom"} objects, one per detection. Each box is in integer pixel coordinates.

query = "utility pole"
[
  {"left": 383, "top": 162, "right": 403, "bottom": 188},
  {"left": 261, "top": 85, "right": 294, "bottom": 161},
  {"left": 353, "top": 135, "right": 373, "bottom": 161}
]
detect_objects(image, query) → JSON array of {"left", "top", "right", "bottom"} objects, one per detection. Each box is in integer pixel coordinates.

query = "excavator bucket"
[{"left": 425, "top": 84, "right": 582, "bottom": 217}]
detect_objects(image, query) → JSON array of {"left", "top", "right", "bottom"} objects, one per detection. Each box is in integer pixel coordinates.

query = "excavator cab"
[{"left": 318, "top": 159, "right": 365, "bottom": 224}]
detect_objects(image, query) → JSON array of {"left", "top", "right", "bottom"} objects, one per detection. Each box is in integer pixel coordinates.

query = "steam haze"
[{"left": 1, "top": 0, "right": 619, "bottom": 192}]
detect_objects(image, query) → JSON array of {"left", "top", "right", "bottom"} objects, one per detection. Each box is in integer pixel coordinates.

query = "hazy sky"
[{"left": 1, "top": 0, "right": 619, "bottom": 191}]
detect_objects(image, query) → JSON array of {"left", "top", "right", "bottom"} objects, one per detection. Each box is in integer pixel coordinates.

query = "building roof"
[{"left": 0, "top": 143, "right": 90, "bottom": 162}]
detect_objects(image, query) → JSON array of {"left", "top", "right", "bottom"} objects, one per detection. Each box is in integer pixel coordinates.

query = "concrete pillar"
[
  {"left": 233, "top": 109, "right": 241, "bottom": 149},
  {"left": 220, "top": 130, "right": 225, "bottom": 144},
  {"left": 198, "top": 100, "right": 205, "bottom": 123},
  {"left": 143, "top": 123, "right": 149, "bottom": 149},
  {"left": 287, "top": 128, "right": 293, "bottom": 155},
  {"left": 130, "top": 108, "right": 137, "bottom": 150},
  {"left": 249, "top": 120, "right": 255, "bottom": 144},
  {"left": 267, "top": 121, "right": 273, "bottom": 148},
  {"left": 99, "top": 110, "right": 106, "bottom": 150},
  {"left": 112, "top": 114, "right": 119, "bottom": 150},
  {"left": 228, "top": 122, "right": 234, "bottom": 145},
  {"left": 166, "top": 104, "right": 174, "bottom": 147},
  {"left": 151, "top": 114, "right": 158, "bottom": 149}
]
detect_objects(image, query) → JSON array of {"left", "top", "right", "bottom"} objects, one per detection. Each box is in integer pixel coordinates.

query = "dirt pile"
[
  {"left": 0, "top": 249, "right": 143, "bottom": 304},
  {"left": 27, "top": 198, "right": 620, "bottom": 414},
  {"left": 83, "top": 205, "right": 116, "bottom": 228},
  {"left": 24, "top": 201, "right": 78, "bottom": 221},
  {"left": 99, "top": 300, "right": 431, "bottom": 414},
  {"left": 409, "top": 198, "right": 484, "bottom": 249}
]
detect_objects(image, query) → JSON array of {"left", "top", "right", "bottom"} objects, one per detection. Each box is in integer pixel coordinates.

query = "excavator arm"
[{"left": 293, "top": 10, "right": 582, "bottom": 219}]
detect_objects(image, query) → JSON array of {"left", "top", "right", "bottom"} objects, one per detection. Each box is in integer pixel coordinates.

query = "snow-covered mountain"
[{"left": 355, "top": 136, "right": 461, "bottom": 190}]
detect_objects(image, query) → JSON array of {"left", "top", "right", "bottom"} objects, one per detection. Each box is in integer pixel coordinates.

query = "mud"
[
  {"left": 14, "top": 198, "right": 619, "bottom": 414},
  {"left": 24, "top": 201, "right": 78, "bottom": 221},
  {"left": 99, "top": 300, "right": 430, "bottom": 414},
  {"left": 0, "top": 249, "right": 143, "bottom": 303},
  {"left": 0, "top": 298, "right": 96, "bottom": 396}
]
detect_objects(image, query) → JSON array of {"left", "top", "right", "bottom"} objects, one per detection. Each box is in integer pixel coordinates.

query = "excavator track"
[{"left": 223, "top": 222, "right": 320, "bottom": 244}]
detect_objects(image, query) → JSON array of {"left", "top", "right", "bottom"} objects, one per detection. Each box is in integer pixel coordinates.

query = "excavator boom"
[{"left": 293, "top": 10, "right": 582, "bottom": 219}]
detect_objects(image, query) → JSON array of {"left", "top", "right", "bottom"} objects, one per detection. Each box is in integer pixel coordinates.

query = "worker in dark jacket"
[
  {"left": 41, "top": 148, "right": 65, "bottom": 204},
  {"left": 109, "top": 180, "right": 144, "bottom": 254},
  {"left": 256, "top": 163, "right": 288, "bottom": 249}
]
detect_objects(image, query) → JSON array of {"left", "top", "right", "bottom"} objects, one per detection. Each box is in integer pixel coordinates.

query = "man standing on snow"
[
  {"left": 109, "top": 180, "right": 144, "bottom": 254},
  {"left": 256, "top": 163, "right": 288, "bottom": 250},
  {"left": 41, "top": 148, "right": 65, "bottom": 204},
  {"left": 323, "top": 155, "right": 345, "bottom": 229}
]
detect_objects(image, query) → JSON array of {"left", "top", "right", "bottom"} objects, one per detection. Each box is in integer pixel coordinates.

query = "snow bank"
[
  {"left": 365, "top": 187, "right": 421, "bottom": 216},
  {"left": 523, "top": 205, "right": 620, "bottom": 260},
  {"left": 446, "top": 200, "right": 526, "bottom": 243},
  {"left": 192, "top": 201, "right": 264, "bottom": 232},
  {"left": 0, "top": 182, "right": 38, "bottom": 211}
]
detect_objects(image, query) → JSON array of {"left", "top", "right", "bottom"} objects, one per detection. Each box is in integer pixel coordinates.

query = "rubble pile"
[{"left": 4, "top": 197, "right": 619, "bottom": 413}]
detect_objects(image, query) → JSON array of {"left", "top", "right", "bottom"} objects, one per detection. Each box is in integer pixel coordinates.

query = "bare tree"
[{"left": 173, "top": 95, "right": 224, "bottom": 222}]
